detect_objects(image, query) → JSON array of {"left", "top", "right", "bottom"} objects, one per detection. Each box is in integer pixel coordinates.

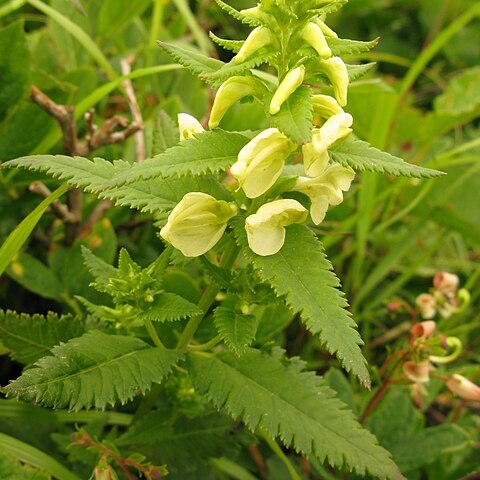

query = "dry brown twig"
[{"left": 29, "top": 84, "right": 141, "bottom": 241}]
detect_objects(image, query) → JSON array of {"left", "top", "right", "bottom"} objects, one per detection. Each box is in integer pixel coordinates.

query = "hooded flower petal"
[
  {"left": 415, "top": 293, "right": 437, "bottom": 319},
  {"left": 446, "top": 374, "right": 480, "bottom": 401},
  {"left": 302, "top": 113, "right": 353, "bottom": 177},
  {"left": 319, "top": 56, "right": 349, "bottom": 107},
  {"left": 294, "top": 164, "right": 355, "bottom": 224},
  {"left": 403, "top": 360, "right": 434, "bottom": 384},
  {"left": 315, "top": 18, "right": 338, "bottom": 38},
  {"left": 312, "top": 94, "right": 344, "bottom": 118},
  {"left": 209, "top": 76, "right": 258, "bottom": 129},
  {"left": 433, "top": 271, "right": 459, "bottom": 296},
  {"left": 160, "top": 193, "right": 237, "bottom": 257},
  {"left": 235, "top": 26, "right": 273, "bottom": 64},
  {"left": 269, "top": 65, "right": 305, "bottom": 115},
  {"left": 302, "top": 22, "right": 332, "bottom": 59},
  {"left": 245, "top": 199, "right": 308, "bottom": 256},
  {"left": 178, "top": 113, "right": 204, "bottom": 141},
  {"left": 230, "top": 128, "right": 296, "bottom": 198}
]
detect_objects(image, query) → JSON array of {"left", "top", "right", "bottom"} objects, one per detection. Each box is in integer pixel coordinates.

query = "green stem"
[
  {"left": 0, "top": 0, "right": 27, "bottom": 18},
  {"left": 189, "top": 334, "right": 222, "bottom": 351},
  {"left": 149, "top": 0, "right": 165, "bottom": 47},
  {"left": 260, "top": 429, "right": 301, "bottom": 480},
  {"left": 176, "top": 241, "right": 240, "bottom": 349},
  {"left": 144, "top": 318, "right": 165, "bottom": 348}
]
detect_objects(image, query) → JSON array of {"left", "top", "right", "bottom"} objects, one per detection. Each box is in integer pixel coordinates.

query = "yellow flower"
[
  {"left": 269, "top": 66, "right": 305, "bottom": 115},
  {"left": 312, "top": 94, "right": 344, "bottom": 118},
  {"left": 160, "top": 193, "right": 237, "bottom": 257},
  {"left": 302, "top": 112, "right": 353, "bottom": 177},
  {"left": 318, "top": 56, "right": 349, "bottom": 107},
  {"left": 209, "top": 77, "right": 257, "bottom": 129},
  {"left": 315, "top": 18, "right": 338, "bottom": 38},
  {"left": 230, "top": 128, "right": 296, "bottom": 198},
  {"left": 245, "top": 199, "right": 308, "bottom": 256},
  {"left": 302, "top": 22, "right": 332, "bottom": 59},
  {"left": 235, "top": 26, "right": 273, "bottom": 64},
  {"left": 178, "top": 113, "right": 204, "bottom": 141},
  {"left": 294, "top": 164, "right": 355, "bottom": 224}
]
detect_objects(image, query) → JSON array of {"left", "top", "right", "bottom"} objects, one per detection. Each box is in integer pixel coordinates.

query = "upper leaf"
[
  {"left": 266, "top": 85, "right": 313, "bottom": 144},
  {"left": 327, "top": 37, "right": 379, "bottom": 56},
  {"left": 233, "top": 219, "right": 370, "bottom": 387},
  {"left": 213, "top": 306, "right": 258, "bottom": 356},
  {"left": 137, "top": 293, "right": 202, "bottom": 323},
  {"left": 0, "top": 310, "right": 85, "bottom": 365},
  {"left": 109, "top": 130, "right": 250, "bottom": 186},
  {"left": 188, "top": 348, "right": 403, "bottom": 480},
  {"left": 4, "top": 330, "right": 183, "bottom": 410},
  {"left": 213, "top": 0, "right": 262, "bottom": 27},
  {"left": 329, "top": 137, "right": 445, "bottom": 178}
]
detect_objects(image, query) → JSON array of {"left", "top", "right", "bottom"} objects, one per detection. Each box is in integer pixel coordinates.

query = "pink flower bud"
[
  {"left": 415, "top": 293, "right": 436, "bottom": 319},
  {"left": 433, "top": 271, "right": 459, "bottom": 296},
  {"left": 410, "top": 320, "right": 436, "bottom": 339},
  {"left": 403, "top": 360, "right": 433, "bottom": 383},
  {"left": 446, "top": 374, "right": 480, "bottom": 401}
]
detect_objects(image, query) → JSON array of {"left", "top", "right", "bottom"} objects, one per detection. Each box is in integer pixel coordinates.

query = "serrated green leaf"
[
  {"left": 266, "top": 86, "right": 313, "bottom": 144},
  {"left": 233, "top": 219, "right": 370, "bottom": 387},
  {"left": 152, "top": 110, "right": 179, "bottom": 155},
  {"left": 81, "top": 246, "right": 118, "bottom": 287},
  {"left": 0, "top": 310, "right": 85, "bottom": 365},
  {"left": 327, "top": 37, "right": 379, "bottom": 56},
  {"left": 198, "top": 257, "right": 233, "bottom": 289},
  {"left": 213, "top": 0, "right": 262, "bottom": 27},
  {"left": 214, "top": 306, "right": 257, "bottom": 356},
  {"left": 319, "top": 0, "right": 349, "bottom": 14},
  {"left": 188, "top": 348, "right": 403, "bottom": 480},
  {"left": 329, "top": 137, "right": 445, "bottom": 178},
  {"left": 209, "top": 32, "right": 243, "bottom": 53},
  {"left": 110, "top": 130, "right": 249, "bottom": 186},
  {"left": 3, "top": 155, "right": 231, "bottom": 215},
  {"left": 347, "top": 62, "right": 376, "bottom": 81},
  {"left": 137, "top": 293, "right": 202, "bottom": 322},
  {"left": 4, "top": 331, "right": 183, "bottom": 410},
  {"left": 434, "top": 66, "right": 480, "bottom": 116},
  {"left": 202, "top": 52, "right": 278, "bottom": 87},
  {"left": 158, "top": 41, "right": 224, "bottom": 78}
]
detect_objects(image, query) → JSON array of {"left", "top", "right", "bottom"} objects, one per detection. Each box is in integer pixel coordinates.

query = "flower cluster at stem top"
[{"left": 161, "top": 0, "right": 356, "bottom": 257}]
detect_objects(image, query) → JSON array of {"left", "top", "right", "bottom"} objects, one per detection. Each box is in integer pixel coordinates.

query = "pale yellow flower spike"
[
  {"left": 235, "top": 26, "right": 273, "bottom": 64},
  {"left": 209, "top": 77, "right": 257, "bottom": 129},
  {"left": 160, "top": 192, "right": 237, "bottom": 257},
  {"left": 269, "top": 65, "right": 306, "bottom": 115},
  {"left": 245, "top": 199, "right": 308, "bottom": 256},
  {"left": 302, "top": 112, "right": 353, "bottom": 177},
  {"left": 302, "top": 22, "right": 332, "bottom": 59},
  {"left": 178, "top": 113, "right": 204, "bottom": 141},
  {"left": 319, "top": 56, "right": 349, "bottom": 107},
  {"left": 230, "top": 128, "right": 296, "bottom": 199}
]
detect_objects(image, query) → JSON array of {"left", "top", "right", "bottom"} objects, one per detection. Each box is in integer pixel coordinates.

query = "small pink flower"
[
  {"left": 410, "top": 320, "right": 436, "bottom": 339},
  {"left": 433, "top": 272, "right": 459, "bottom": 296},
  {"left": 446, "top": 374, "right": 480, "bottom": 401},
  {"left": 416, "top": 293, "right": 436, "bottom": 319},
  {"left": 403, "top": 360, "right": 434, "bottom": 383}
]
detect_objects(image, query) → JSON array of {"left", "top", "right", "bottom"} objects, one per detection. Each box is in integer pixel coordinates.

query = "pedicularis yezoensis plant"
[{"left": 2, "top": 0, "right": 446, "bottom": 478}]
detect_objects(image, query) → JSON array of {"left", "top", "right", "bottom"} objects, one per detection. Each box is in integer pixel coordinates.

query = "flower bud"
[
  {"left": 403, "top": 360, "right": 433, "bottom": 384},
  {"left": 318, "top": 56, "right": 349, "bottom": 107},
  {"left": 160, "top": 193, "right": 237, "bottom": 257},
  {"left": 178, "top": 113, "right": 204, "bottom": 141},
  {"left": 410, "top": 320, "right": 436, "bottom": 339},
  {"left": 245, "top": 199, "right": 308, "bottom": 256},
  {"left": 312, "top": 94, "right": 344, "bottom": 118},
  {"left": 269, "top": 66, "right": 306, "bottom": 115},
  {"left": 415, "top": 293, "right": 436, "bottom": 319},
  {"left": 209, "top": 77, "right": 257, "bottom": 129},
  {"left": 294, "top": 164, "right": 355, "bottom": 224},
  {"left": 446, "top": 374, "right": 480, "bottom": 401},
  {"left": 240, "top": 6, "right": 273, "bottom": 24},
  {"left": 433, "top": 271, "right": 459, "bottom": 296},
  {"left": 302, "top": 22, "right": 332, "bottom": 59},
  {"left": 302, "top": 113, "right": 353, "bottom": 177},
  {"left": 315, "top": 18, "right": 338, "bottom": 38},
  {"left": 230, "top": 128, "right": 296, "bottom": 198},
  {"left": 235, "top": 26, "right": 273, "bottom": 64}
]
